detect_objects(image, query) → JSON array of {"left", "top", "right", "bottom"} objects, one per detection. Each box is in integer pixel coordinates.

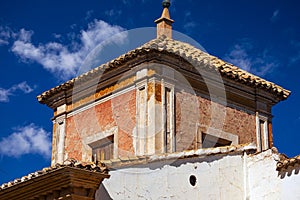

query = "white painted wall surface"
[
  {"left": 96, "top": 150, "right": 300, "bottom": 200},
  {"left": 281, "top": 170, "right": 300, "bottom": 199},
  {"left": 246, "top": 149, "right": 300, "bottom": 200},
  {"left": 247, "top": 150, "right": 281, "bottom": 200},
  {"left": 97, "top": 154, "right": 245, "bottom": 200}
]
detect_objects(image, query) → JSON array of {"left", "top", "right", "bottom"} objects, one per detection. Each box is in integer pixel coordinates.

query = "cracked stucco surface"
[{"left": 96, "top": 149, "right": 300, "bottom": 200}]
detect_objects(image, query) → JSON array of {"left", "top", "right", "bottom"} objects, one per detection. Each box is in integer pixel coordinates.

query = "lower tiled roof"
[
  {"left": 0, "top": 159, "right": 108, "bottom": 191},
  {"left": 276, "top": 154, "right": 300, "bottom": 171}
]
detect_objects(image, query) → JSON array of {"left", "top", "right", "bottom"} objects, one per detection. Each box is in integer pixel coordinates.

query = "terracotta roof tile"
[
  {"left": 0, "top": 159, "right": 108, "bottom": 191},
  {"left": 276, "top": 154, "right": 300, "bottom": 171},
  {"left": 37, "top": 36, "right": 290, "bottom": 104}
]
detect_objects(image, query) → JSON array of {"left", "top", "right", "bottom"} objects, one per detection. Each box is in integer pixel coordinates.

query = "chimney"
[{"left": 155, "top": 0, "right": 174, "bottom": 39}]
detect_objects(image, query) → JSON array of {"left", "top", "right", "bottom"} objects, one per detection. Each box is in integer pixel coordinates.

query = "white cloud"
[
  {"left": 224, "top": 40, "right": 277, "bottom": 77},
  {"left": 0, "top": 124, "right": 51, "bottom": 158},
  {"left": 0, "top": 39, "right": 8, "bottom": 45},
  {"left": 0, "top": 81, "right": 34, "bottom": 102},
  {"left": 271, "top": 9, "right": 280, "bottom": 23},
  {"left": 85, "top": 10, "right": 94, "bottom": 20},
  {"left": 12, "top": 82, "right": 34, "bottom": 93},
  {"left": 0, "top": 26, "right": 14, "bottom": 46},
  {"left": 53, "top": 33, "right": 62, "bottom": 39},
  {"left": 105, "top": 9, "right": 122, "bottom": 17},
  {"left": 225, "top": 44, "right": 252, "bottom": 72},
  {"left": 184, "top": 22, "right": 196, "bottom": 30},
  {"left": 183, "top": 11, "right": 197, "bottom": 34},
  {"left": 0, "top": 89, "right": 10, "bottom": 102},
  {"left": 18, "top": 28, "right": 33, "bottom": 42},
  {"left": 11, "top": 20, "right": 126, "bottom": 80}
]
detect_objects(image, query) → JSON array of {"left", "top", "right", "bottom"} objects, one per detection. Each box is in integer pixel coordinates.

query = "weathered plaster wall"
[
  {"left": 176, "top": 91, "right": 256, "bottom": 151},
  {"left": 96, "top": 154, "right": 245, "bottom": 200},
  {"left": 247, "top": 150, "right": 300, "bottom": 200},
  {"left": 96, "top": 150, "right": 300, "bottom": 200},
  {"left": 280, "top": 169, "right": 300, "bottom": 199},
  {"left": 246, "top": 150, "right": 281, "bottom": 199}
]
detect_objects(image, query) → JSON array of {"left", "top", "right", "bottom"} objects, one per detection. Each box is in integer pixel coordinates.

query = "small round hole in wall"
[{"left": 189, "top": 175, "right": 197, "bottom": 186}]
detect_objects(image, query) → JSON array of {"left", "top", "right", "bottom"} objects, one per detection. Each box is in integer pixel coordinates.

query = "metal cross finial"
[{"left": 162, "top": 0, "right": 171, "bottom": 8}]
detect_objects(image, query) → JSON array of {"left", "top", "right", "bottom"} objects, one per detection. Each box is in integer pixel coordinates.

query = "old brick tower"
[{"left": 37, "top": 1, "right": 289, "bottom": 166}]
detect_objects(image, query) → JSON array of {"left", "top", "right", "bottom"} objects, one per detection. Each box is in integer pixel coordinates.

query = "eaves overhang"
[{"left": 37, "top": 36, "right": 291, "bottom": 108}]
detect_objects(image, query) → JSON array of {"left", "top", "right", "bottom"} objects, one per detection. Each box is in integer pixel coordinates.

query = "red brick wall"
[
  {"left": 65, "top": 90, "right": 136, "bottom": 161},
  {"left": 175, "top": 92, "right": 199, "bottom": 151},
  {"left": 222, "top": 104, "right": 256, "bottom": 143},
  {"left": 175, "top": 91, "right": 256, "bottom": 151},
  {"left": 64, "top": 88, "right": 256, "bottom": 160},
  {"left": 112, "top": 91, "right": 136, "bottom": 157}
]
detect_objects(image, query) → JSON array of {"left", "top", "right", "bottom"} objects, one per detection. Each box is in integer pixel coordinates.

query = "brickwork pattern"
[
  {"left": 65, "top": 90, "right": 136, "bottom": 161},
  {"left": 175, "top": 91, "right": 256, "bottom": 151}
]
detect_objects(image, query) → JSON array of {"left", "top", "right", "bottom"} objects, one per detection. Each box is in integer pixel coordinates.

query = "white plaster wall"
[
  {"left": 281, "top": 170, "right": 300, "bottom": 199},
  {"left": 96, "top": 154, "right": 245, "bottom": 200},
  {"left": 96, "top": 150, "right": 300, "bottom": 200},
  {"left": 247, "top": 149, "right": 300, "bottom": 200},
  {"left": 246, "top": 150, "right": 281, "bottom": 200}
]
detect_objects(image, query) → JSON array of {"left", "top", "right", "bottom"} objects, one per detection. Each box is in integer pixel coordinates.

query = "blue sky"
[{"left": 0, "top": 0, "right": 299, "bottom": 183}]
